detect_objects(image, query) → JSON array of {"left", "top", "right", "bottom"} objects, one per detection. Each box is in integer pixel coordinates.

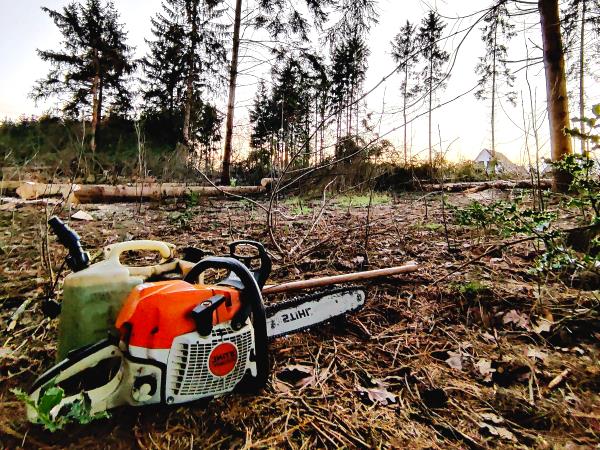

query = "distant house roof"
[{"left": 474, "top": 149, "right": 526, "bottom": 174}]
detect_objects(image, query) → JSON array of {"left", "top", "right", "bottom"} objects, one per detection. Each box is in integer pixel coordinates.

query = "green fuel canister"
[{"left": 56, "top": 240, "right": 173, "bottom": 361}]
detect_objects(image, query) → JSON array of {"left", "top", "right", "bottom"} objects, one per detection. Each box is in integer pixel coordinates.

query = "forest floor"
[{"left": 0, "top": 190, "right": 599, "bottom": 449}]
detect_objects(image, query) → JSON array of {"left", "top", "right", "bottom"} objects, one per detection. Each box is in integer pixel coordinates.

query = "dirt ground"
[{"left": 1, "top": 191, "right": 599, "bottom": 449}]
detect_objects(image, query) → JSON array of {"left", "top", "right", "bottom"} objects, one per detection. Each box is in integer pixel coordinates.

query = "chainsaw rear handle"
[
  {"left": 228, "top": 240, "right": 271, "bottom": 289},
  {"left": 184, "top": 256, "right": 269, "bottom": 389},
  {"left": 28, "top": 338, "right": 125, "bottom": 422},
  {"left": 48, "top": 216, "right": 90, "bottom": 272}
]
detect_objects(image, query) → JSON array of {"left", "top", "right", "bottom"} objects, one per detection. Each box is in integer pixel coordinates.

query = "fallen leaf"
[
  {"left": 526, "top": 347, "right": 548, "bottom": 362},
  {"left": 352, "top": 256, "right": 365, "bottom": 265},
  {"left": 476, "top": 359, "right": 496, "bottom": 382},
  {"left": 71, "top": 210, "right": 94, "bottom": 221},
  {"left": 481, "top": 412, "right": 504, "bottom": 424},
  {"left": 479, "top": 422, "right": 517, "bottom": 442},
  {"left": 502, "top": 309, "right": 531, "bottom": 330},
  {"left": 357, "top": 379, "right": 396, "bottom": 406},
  {"left": 445, "top": 351, "right": 463, "bottom": 371},
  {"left": 277, "top": 365, "right": 318, "bottom": 389},
  {"left": 481, "top": 332, "right": 496, "bottom": 343},
  {"left": 532, "top": 318, "right": 553, "bottom": 334}
]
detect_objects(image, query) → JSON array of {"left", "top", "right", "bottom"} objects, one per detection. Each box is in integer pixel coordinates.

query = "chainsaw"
[{"left": 25, "top": 219, "right": 367, "bottom": 422}]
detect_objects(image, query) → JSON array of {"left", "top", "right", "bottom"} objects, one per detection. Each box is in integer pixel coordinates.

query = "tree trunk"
[
  {"left": 183, "top": 2, "right": 198, "bottom": 149},
  {"left": 403, "top": 65, "right": 409, "bottom": 166},
  {"left": 491, "top": 23, "right": 497, "bottom": 161},
  {"left": 538, "top": 0, "right": 573, "bottom": 192},
  {"left": 579, "top": 0, "right": 587, "bottom": 155},
  {"left": 428, "top": 59, "right": 433, "bottom": 176},
  {"left": 220, "top": 0, "right": 243, "bottom": 185},
  {"left": 89, "top": 49, "right": 101, "bottom": 157}
]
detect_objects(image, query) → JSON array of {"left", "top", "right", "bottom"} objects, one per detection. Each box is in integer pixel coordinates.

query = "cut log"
[
  {"left": 0, "top": 180, "right": 24, "bottom": 195},
  {"left": 423, "top": 179, "right": 552, "bottom": 193},
  {"left": 73, "top": 184, "right": 266, "bottom": 203},
  {"left": 16, "top": 182, "right": 79, "bottom": 201},
  {"left": 14, "top": 182, "right": 267, "bottom": 203}
]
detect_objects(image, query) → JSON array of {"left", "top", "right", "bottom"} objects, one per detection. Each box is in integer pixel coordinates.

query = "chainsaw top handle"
[
  {"left": 48, "top": 216, "right": 90, "bottom": 272},
  {"left": 228, "top": 240, "right": 271, "bottom": 289},
  {"left": 183, "top": 256, "right": 269, "bottom": 388}
]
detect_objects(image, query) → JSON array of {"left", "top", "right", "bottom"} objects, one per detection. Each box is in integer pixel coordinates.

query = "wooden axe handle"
[{"left": 262, "top": 263, "right": 419, "bottom": 295}]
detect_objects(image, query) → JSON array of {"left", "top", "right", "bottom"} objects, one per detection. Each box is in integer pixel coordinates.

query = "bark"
[
  {"left": 15, "top": 181, "right": 268, "bottom": 203},
  {"left": 579, "top": 0, "right": 587, "bottom": 156},
  {"left": 220, "top": 0, "right": 243, "bottom": 185},
  {"left": 428, "top": 58, "right": 433, "bottom": 175},
  {"left": 538, "top": 0, "right": 573, "bottom": 192},
  {"left": 423, "top": 179, "right": 553, "bottom": 193},
  {"left": 183, "top": 2, "right": 198, "bottom": 148},
  {"left": 89, "top": 49, "right": 101, "bottom": 156},
  {"left": 491, "top": 24, "right": 497, "bottom": 160},
  {"left": 403, "top": 64, "right": 409, "bottom": 165}
]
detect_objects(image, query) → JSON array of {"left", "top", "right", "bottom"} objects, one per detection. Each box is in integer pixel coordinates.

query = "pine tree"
[
  {"left": 391, "top": 20, "right": 419, "bottom": 165},
  {"left": 221, "top": 0, "right": 377, "bottom": 183},
  {"left": 31, "top": 0, "right": 135, "bottom": 155},
  {"left": 329, "top": 32, "right": 370, "bottom": 141},
  {"left": 141, "top": 15, "right": 186, "bottom": 117},
  {"left": 417, "top": 11, "right": 450, "bottom": 172},
  {"left": 141, "top": 0, "right": 227, "bottom": 153},
  {"left": 561, "top": 0, "right": 600, "bottom": 155},
  {"left": 475, "top": 0, "right": 516, "bottom": 165}
]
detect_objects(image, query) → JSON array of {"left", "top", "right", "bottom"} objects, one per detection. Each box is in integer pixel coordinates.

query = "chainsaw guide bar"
[{"left": 265, "top": 286, "right": 366, "bottom": 339}]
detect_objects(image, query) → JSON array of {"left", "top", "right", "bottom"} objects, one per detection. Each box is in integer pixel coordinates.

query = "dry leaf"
[
  {"left": 526, "top": 347, "right": 548, "bottom": 362},
  {"left": 445, "top": 351, "right": 463, "bottom": 371},
  {"left": 502, "top": 309, "right": 531, "bottom": 330},
  {"left": 352, "top": 256, "right": 365, "bottom": 265},
  {"left": 479, "top": 413, "right": 516, "bottom": 441},
  {"left": 481, "top": 332, "right": 496, "bottom": 343},
  {"left": 476, "top": 359, "right": 496, "bottom": 382},
  {"left": 277, "top": 365, "right": 318, "bottom": 389},
  {"left": 532, "top": 318, "right": 553, "bottom": 334},
  {"left": 479, "top": 422, "right": 517, "bottom": 442},
  {"left": 357, "top": 379, "right": 397, "bottom": 406},
  {"left": 71, "top": 210, "right": 94, "bottom": 221}
]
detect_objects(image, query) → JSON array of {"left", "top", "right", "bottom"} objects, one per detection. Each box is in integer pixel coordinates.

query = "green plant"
[
  {"left": 451, "top": 105, "right": 600, "bottom": 278},
  {"left": 452, "top": 280, "right": 490, "bottom": 299},
  {"left": 12, "top": 383, "right": 109, "bottom": 431},
  {"left": 423, "top": 223, "right": 443, "bottom": 231},
  {"left": 336, "top": 193, "right": 390, "bottom": 208}
]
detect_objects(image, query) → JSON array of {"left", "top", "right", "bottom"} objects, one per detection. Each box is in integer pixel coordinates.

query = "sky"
[{"left": 1, "top": 0, "right": 598, "bottom": 165}]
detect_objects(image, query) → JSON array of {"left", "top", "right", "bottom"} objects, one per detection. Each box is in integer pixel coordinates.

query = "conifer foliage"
[
  {"left": 391, "top": 20, "right": 419, "bottom": 165},
  {"left": 141, "top": 0, "right": 227, "bottom": 159},
  {"left": 475, "top": 0, "right": 516, "bottom": 160},
  {"left": 31, "top": 0, "right": 135, "bottom": 154},
  {"left": 417, "top": 11, "right": 449, "bottom": 171}
]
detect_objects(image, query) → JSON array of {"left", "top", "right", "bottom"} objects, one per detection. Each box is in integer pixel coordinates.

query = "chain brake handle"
[{"left": 228, "top": 240, "right": 271, "bottom": 289}]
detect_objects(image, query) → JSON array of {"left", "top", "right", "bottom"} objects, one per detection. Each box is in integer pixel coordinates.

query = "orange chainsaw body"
[{"left": 116, "top": 280, "right": 243, "bottom": 349}]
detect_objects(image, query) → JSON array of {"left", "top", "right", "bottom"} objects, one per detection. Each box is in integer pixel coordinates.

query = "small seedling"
[{"left": 12, "top": 382, "right": 109, "bottom": 431}]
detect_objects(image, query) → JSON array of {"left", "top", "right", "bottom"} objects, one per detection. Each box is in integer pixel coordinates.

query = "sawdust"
[{"left": 0, "top": 193, "right": 599, "bottom": 448}]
